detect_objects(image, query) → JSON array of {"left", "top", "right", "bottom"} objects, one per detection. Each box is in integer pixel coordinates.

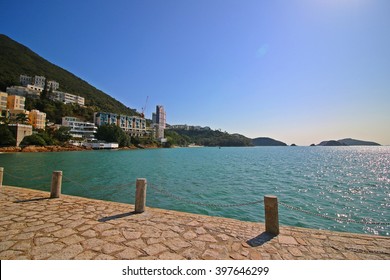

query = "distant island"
[
  {"left": 252, "top": 137, "right": 287, "bottom": 146},
  {"left": 317, "top": 138, "right": 381, "bottom": 146}
]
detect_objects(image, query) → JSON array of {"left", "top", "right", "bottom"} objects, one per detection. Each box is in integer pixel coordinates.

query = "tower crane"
[{"left": 140, "top": 96, "right": 149, "bottom": 118}]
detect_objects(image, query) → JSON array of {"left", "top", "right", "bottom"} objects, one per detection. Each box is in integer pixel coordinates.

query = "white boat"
[{"left": 82, "top": 142, "right": 119, "bottom": 150}]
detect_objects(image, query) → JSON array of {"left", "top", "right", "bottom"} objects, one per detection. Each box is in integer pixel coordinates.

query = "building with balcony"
[
  {"left": 20, "top": 75, "right": 59, "bottom": 91},
  {"left": 7, "top": 95, "right": 25, "bottom": 112},
  {"left": 0, "top": 92, "right": 8, "bottom": 120},
  {"left": 6, "top": 86, "right": 41, "bottom": 99},
  {"left": 94, "top": 112, "right": 147, "bottom": 137},
  {"left": 62, "top": 117, "right": 97, "bottom": 141},
  {"left": 51, "top": 91, "right": 85, "bottom": 106},
  {"left": 28, "top": 110, "right": 46, "bottom": 130},
  {"left": 0, "top": 92, "right": 7, "bottom": 110}
]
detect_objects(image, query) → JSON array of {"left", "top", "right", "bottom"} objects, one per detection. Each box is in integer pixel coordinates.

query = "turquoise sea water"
[{"left": 1, "top": 146, "right": 389, "bottom": 236}]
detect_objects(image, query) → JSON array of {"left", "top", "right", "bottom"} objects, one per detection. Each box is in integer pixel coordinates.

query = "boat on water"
[
  {"left": 188, "top": 143, "right": 204, "bottom": 148},
  {"left": 82, "top": 142, "right": 119, "bottom": 150}
]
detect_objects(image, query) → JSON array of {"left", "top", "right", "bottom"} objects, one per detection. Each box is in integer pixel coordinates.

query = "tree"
[
  {"left": 20, "top": 134, "right": 47, "bottom": 146},
  {"left": 0, "top": 124, "right": 16, "bottom": 146},
  {"left": 53, "top": 126, "right": 72, "bottom": 143},
  {"left": 15, "top": 113, "right": 29, "bottom": 124},
  {"left": 96, "top": 124, "right": 130, "bottom": 147},
  {"left": 40, "top": 79, "right": 49, "bottom": 100}
]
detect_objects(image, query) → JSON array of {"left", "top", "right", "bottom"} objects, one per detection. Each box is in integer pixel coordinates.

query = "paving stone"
[
  {"left": 116, "top": 248, "right": 143, "bottom": 259},
  {"left": 197, "top": 234, "right": 217, "bottom": 243},
  {"left": 183, "top": 230, "right": 197, "bottom": 240},
  {"left": 48, "top": 244, "right": 84, "bottom": 260},
  {"left": 74, "top": 250, "right": 98, "bottom": 260},
  {"left": 0, "top": 241, "right": 17, "bottom": 251},
  {"left": 122, "top": 231, "right": 142, "bottom": 240},
  {"left": 81, "top": 230, "right": 97, "bottom": 238},
  {"left": 278, "top": 236, "right": 298, "bottom": 245},
  {"left": 1, "top": 186, "right": 389, "bottom": 261},
  {"left": 34, "top": 237, "right": 57, "bottom": 246},
  {"left": 158, "top": 252, "right": 185, "bottom": 260},
  {"left": 125, "top": 239, "right": 147, "bottom": 249},
  {"left": 182, "top": 248, "right": 202, "bottom": 260},
  {"left": 101, "top": 243, "right": 127, "bottom": 254},
  {"left": 52, "top": 228, "right": 77, "bottom": 238},
  {"left": 164, "top": 238, "right": 191, "bottom": 251},
  {"left": 94, "top": 253, "right": 117, "bottom": 260},
  {"left": 31, "top": 243, "right": 65, "bottom": 257},
  {"left": 81, "top": 238, "right": 106, "bottom": 250},
  {"left": 102, "top": 235, "right": 126, "bottom": 243},
  {"left": 144, "top": 244, "right": 168, "bottom": 256},
  {"left": 146, "top": 237, "right": 166, "bottom": 245},
  {"left": 60, "top": 234, "right": 85, "bottom": 245},
  {"left": 11, "top": 240, "right": 32, "bottom": 251}
]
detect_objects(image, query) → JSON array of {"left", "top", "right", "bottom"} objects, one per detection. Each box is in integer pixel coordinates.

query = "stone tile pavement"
[{"left": 0, "top": 186, "right": 389, "bottom": 260}]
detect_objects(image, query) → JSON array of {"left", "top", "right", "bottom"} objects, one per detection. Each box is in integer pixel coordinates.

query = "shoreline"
[{"left": 0, "top": 144, "right": 161, "bottom": 153}]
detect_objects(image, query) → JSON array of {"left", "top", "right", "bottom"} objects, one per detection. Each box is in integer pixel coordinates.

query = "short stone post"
[
  {"left": 50, "top": 171, "right": 63, "bottom": 198},
  {"left": 264, "top": 195, "right": 279, "bottom": 235},
  {"left": 0, "top": 167, "right": 3, "bottom": 188},
  {"left": 135, "top": 178, "right": 147, "bottom": 213}
]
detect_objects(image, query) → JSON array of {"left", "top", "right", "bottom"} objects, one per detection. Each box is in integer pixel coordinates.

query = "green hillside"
[
  {"left": 165, "top": 128, "right": 253, "bottom": 147},
  {"left": 0, "top": 34, "right": 137, "bottom": 116}
]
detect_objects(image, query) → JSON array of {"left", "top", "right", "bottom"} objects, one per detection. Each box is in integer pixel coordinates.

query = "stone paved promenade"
[{"left": 1, "top": 186, "right": 389, "bottom": 260}]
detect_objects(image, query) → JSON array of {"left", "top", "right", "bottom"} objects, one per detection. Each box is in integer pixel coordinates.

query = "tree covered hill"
[
  {"left": 0, "top": 34, "right": 137, "bottom": 116},
  {"left": 165, "top": 128, "right": 253, "bottom": 147}
]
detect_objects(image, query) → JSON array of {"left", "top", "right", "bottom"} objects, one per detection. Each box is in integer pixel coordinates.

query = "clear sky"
[{"left": 1, "top": 0, "right": 389, "bottom": 145}]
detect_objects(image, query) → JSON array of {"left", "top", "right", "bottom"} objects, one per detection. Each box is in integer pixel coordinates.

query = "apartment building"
[
  {"left": 51, "top": 91, "right": 85, "bottom": 106},
  {"left": 6, "top": 85, "right": 40, "bottom": 99},
  {"left": 47, "top": 80, "right": 59, "bottom": 91},
  {"left": 153, "top": 105, "right": 166, "bottom": 139},
  {"left": 0, "top": 92, "right": 8, "bottom": 119},
  {"left": 62, "top": 116, "right": 97, "bottom": 141},
  {"left": 7, "top": 95, "right": 25, "bottom": 112},
  {"left": 20, "top": 75, "right": 32, "bottom": 86},
  {"left": 94, "top": 112, "right": 147, "bottom": 137},
  {"left": 28, "top": 109, "right": 46, "bottom": 130},
  {"left": 0, "top": 92, "right": 7, "bottom": 110},
  {"left": 20, "top": 75, "right": 59, "bottom": 90}
]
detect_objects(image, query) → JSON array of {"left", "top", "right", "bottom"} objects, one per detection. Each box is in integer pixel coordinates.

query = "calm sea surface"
[{"left": 1, "top": 146, "right": 389, "bottom": 236}]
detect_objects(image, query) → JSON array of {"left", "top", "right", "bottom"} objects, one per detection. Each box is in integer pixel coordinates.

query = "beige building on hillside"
[
  {"left": 28, "top": 109, "right": 46, "bottom": 130},
  {"left": 0, "top": 92, "right": 8, "bottom": 119},
  {"left": 7, "top": 95, "right": 25, "bottom": 111}
]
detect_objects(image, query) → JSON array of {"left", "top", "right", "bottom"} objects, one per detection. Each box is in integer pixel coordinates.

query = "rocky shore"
[
  {"left": 0, "top": 144, "right": 160, "bottom": 153},
  {"left": 0, "top": 145, "right": 92, "bottom": 153}
]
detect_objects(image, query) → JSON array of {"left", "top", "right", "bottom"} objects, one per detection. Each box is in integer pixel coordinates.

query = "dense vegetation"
[
  {"left": 0, "top": 124, "right": 16, "bottom": 146},
  {"left": 95, "top": 124, "right": 131, "bottom": 147},
  {"left": 25, "top": 97, "right": 95, "bottom": 123},
  {"left": 252, "top": 137, "right": 287, "bottom": 146},
  {"left": 0, "top": 124, "right": 72, "bottom": 147},
  {"left": 165, "top": 129, "right": 252, "bottom": 147},
  {"left": 0, "top": 34, "right": 138, "bottom": 116}
]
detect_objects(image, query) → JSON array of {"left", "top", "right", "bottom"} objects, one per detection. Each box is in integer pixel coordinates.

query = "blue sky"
[{"left": 1, "top": 0, "right": 389, "bottom": 145}]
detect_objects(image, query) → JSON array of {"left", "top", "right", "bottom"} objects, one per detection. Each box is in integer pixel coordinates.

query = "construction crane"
[{"left": 140, "top": 96, "right": 149, "bottom": 118}]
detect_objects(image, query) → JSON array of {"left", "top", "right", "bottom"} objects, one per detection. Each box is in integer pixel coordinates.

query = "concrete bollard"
[
  {"left": 135, "top": 178, "right": 147, "bottom": 213},
  {"left": 50, "top": 171, "right": 63, "bottom": 198},
  {"left": 0, "top": 167, "right": 3, "bottom": 188},
  {"left": 264, "top": 195, "right": 279, "bottom": 235}
]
